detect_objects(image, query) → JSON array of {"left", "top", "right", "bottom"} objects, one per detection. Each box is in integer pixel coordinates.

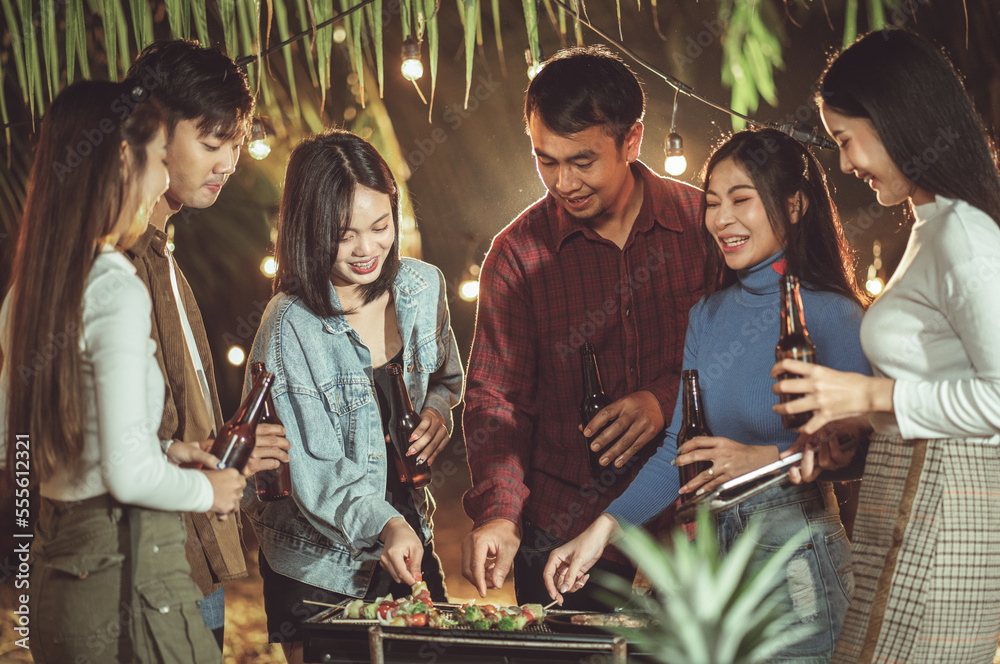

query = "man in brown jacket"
[{"left": 123, "top": 40, "right": 291, "bottom": 649}]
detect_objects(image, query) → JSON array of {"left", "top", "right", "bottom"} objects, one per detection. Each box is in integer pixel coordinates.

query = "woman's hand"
[
  {"left": 675, "top": 436, "right": 778, "bottom": 496},
  {"left": 166, "top": 440, "right": 218, "bottom": 468},
  {"left": 782, "top": 418, "right": 872, "bottom": 484},
  {"left": 379, "top": 517, "right": 423, "bottom": 586},
  {"left": 542, "top": 513, "right": 621, "bottom": 605},
  {"left": 403, "top": 408, "right": 450, "bottom": 466},
  {"left": 771, "top": 360, "right": 894, "bottom": 435},
  {"left": 202, "top": 467, "right": 246, "bottom": 520}
]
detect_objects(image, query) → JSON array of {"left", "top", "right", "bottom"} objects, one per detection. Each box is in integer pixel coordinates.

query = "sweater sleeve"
[
  {"left": 604, "top": 299, "right": 707, "bottom": 526},
  {"left": 894, "top": 254, "right": 1000, "bottom": 440},
  {"left": 86, "top": 264, "right": 214, "bottom": 512}
]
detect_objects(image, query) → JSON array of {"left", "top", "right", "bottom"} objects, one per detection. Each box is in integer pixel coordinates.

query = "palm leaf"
[
  {"left": 192, "top": 0, "right": 209, "bottom": 45},
  {"left": 217, "top": 0, "right": 238, "bottom": 56},
  {"left": 40, "top": 0, "right": 58, "bottom": 101},
  {"left": 490, "top": 0, "right": 505, "bottom": 75},
  {"left": 114, "top": 0, "right": 132, "bottom": 77},
  {"left": 351, "top": 0, "right": 365, "bottom": 104},
  {"left": 129, "top": 0, "right": 154, "bottom": 53},
  {"left": 0, "top": 44, "right": 10, "bottom": 148},
  {"left": 66, "top": 0, "right": 92, "bottom": 80},
  {"left": 294, "top": 0, "right": 319, "bottom": 87},
  {"left": 235, "top": 0, "right": 258, "bottom": 90},
  {"left": 164, "top": 0, "right": 188, "bottom": 40},
  {"left": 522, "top": 0, "right": 539, "bottom": 73},
  {"left": 867, "top": 0, "right": 885, "bottom": 30},
  {"left": 368, "top": 0, "right": 384, "bottom": 97},
  {"left": 461, "top": 0, "right": 476, "bottom": 109},
  {"left": 401, "top": 0, "right": 413, "bottom": 39},
  {"left": 843, "top": 0, "right": 858, "bottom": 48},
  {"left": 424, "top": 0, "right": 439, "bottom": 119},
  {"left": 1, "top": 0, "right": 29, "bottom": 106},
  {"left": 21, "top": 0, "right": 44, "bottom": 117},
  {"left": 272, "top": 0, "right": 301, "bottom": 116}
]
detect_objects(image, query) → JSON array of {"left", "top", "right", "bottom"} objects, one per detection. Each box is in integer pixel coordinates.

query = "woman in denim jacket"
[{"left": 244, "top": 130, "right": 463, "bottom": 664}]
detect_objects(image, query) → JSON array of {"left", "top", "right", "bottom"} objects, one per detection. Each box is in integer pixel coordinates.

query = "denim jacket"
[{"left": 242, "top": 258, "right": 463, "bottom": 596}]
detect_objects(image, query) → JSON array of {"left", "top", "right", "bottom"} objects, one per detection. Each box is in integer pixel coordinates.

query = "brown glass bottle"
[
  {"left": 775, "top": 275, "right": 818, "bottom": 429},
  {"left": 676, "top": 370, "right": 714, "bottom": 504},
  {"left": 386, "top": 363, "right": 431, "bottom": 489},
  {"left": 580, "top": 343, "right": 614, "bottom": 478},
  {"left": 250, "top": 362, "right": 291, "bottom": 501},
  {"left": 210, "top": 370, "right": 274, "bottom": 472}
]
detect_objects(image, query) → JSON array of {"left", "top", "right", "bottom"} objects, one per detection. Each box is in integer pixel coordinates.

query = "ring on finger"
[{"left": 707, "top": 467, "right": 714, "bottom": 477}]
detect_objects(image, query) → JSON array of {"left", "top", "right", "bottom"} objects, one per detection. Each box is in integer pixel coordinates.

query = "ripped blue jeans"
[{"left": 715, "top": 482, "right": 854, "bottom": 664}]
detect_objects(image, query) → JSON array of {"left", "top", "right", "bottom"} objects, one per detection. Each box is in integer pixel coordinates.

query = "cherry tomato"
[
  {"left": 377, "top": 601, "right": 397, "bottom": 620},
  {"left": 410, "top": 613, "right": 428, "bottom": 627}
]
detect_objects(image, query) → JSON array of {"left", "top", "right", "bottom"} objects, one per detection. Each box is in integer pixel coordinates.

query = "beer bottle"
[
  {"left": 251, "top": 362, "right": 292, "bottom": 501},
  {"left": 580, "top": 343, "right": 613, "bottom": 478},
  {"left": 676, "top": 370, "right": 714, "bottom": 504},
  {"left": 387, "top": 363, "right": 432, "bottom": 489},
  {"left": 775, "top": 274, "right": 818, "bottom": 429},
  {"left": 210, "top": 370, "right": 274, "bottom": 472}
]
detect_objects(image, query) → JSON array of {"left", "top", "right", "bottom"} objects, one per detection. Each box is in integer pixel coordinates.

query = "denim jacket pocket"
[
  {"left": 315, "top": 376, "right": 372, "bottom": 460},
  {"left": 414, "top": 332, "right": 444, "bottom": 373}
]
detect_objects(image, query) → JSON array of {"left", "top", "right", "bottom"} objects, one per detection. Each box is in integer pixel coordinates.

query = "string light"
[
  {"left": 333, "top": 25, "right": 348, "bottom": 43},
  {"left": 865, "top": 240, "right": 885, "bottom": 297},
  {"left": 248, "top": 117, "right": 271, "bottom": 160},
  {"left": 401, "top": 38, "right": 423, "bottom": 81},
  {"left": 459, "top": 263, "right": 481, "bottom": 301},
  {"left": 227, "top": 345, "right": 246, "bottom": 366},
  {"left": 260, "top": 256, "right": 277, "bottom": 277},
  {"left": 663, "top": 89, "right": 687, "bottom": 176}
]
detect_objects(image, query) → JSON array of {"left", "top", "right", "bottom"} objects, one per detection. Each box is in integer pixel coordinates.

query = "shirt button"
[
  {"left": 630, "top": 367, "right": 636, "bottom": 374},
  {"left": 152, "top": 545, "right": 159, "bottom": 553},
  {"left": 625, "top": 308, "right": 632, "bottom": 317},
  {"left": 159, "top": 606, "right": 170, "bottom": 614}
]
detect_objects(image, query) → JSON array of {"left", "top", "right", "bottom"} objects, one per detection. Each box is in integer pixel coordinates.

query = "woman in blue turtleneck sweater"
[{"left": 544, "top": 129, "right": 872, "bottom": 663}]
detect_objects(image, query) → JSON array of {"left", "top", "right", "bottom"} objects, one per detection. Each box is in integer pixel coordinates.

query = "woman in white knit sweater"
[
  {"left": 773, "top": 30, "right": 1000, "bottom": 664},
  {"left": 1, "top": 81, "right": 245, "bottom": 663}
]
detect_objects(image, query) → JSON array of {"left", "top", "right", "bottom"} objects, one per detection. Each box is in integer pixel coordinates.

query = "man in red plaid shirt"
[{"left": 461, "top": 45, "right": 708, "bottom": 609}]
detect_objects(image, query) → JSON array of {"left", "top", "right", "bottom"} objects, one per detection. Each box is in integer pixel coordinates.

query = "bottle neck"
[
  {"left": 387, "top": 364, "right": 416, "bottom": 416},
  {"left": 581, "top": 348, "right": 603, "bottom": 396},
  {"left": 234, "top": 373, "right": 273, "bottom": 428},
  {"left": 780, "top": 276, "right": 808, "bottom": 338},
  {"left": 681, "top": 372, "right": 707, "bottom": 430}
]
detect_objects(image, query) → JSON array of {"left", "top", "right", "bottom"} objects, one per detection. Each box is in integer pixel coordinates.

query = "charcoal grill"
[{"left": 302, "top": 603, "right": 629, "bottom": 663}]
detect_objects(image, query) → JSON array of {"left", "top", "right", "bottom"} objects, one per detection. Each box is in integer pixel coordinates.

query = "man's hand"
[
  {"left": 461, "top": 519, "right": 521, "bottom": 597},
  {"left": 379, "top": 517, "right": 423, "bottom": 585},
  {"left": 582, "top": 390, "right": 664, "bottom": 469},
  {"left": 245, "top": 423, "right": 291, "bottom": 476}
]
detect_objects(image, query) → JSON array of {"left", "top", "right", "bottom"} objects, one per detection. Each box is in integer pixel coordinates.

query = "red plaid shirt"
[{"left": 463, "top": 162, "right": 707, "bottom": 546}]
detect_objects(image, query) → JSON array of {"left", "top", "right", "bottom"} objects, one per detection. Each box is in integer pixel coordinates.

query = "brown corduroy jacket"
[{"left": 126, "top": 224, "right": 248, "bottom": 596}]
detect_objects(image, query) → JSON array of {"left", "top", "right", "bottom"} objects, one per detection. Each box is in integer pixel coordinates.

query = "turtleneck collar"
[{"left": 737, "top": 249, "right": 786, "bottom": 296}]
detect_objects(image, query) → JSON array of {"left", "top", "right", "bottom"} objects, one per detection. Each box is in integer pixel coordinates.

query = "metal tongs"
[{"left": 675, "top": 452, "right": 804, "bottom": 523}]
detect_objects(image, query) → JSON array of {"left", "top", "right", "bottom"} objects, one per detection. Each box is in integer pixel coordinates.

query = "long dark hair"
[
  {"left": 273, "top": 129, "right": 401, "bottom": 317},
  {"left": 701, "top": 128, "right": 867, "bottom": 307},
  {"left": 819, "top": 29, "right": 1000, "bottom": 226},
  {"left": 5, "top": 81, "right": 163, "bottom": 481}
]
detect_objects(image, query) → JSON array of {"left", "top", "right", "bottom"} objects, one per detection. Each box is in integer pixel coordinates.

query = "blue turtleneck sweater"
[{"left": 607, "top": 251, "right": 872, "bottom": 527}]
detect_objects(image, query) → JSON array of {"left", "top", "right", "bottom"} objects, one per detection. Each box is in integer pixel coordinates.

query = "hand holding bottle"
[
  {"left": 582, "top": 390, "right": 664, "bottom": 469},
  {"left": 676, "top": 436, "right": 779, "bottom": 496},
  {"left": 203, "top": 467, "right": 246, "bottom": 519},
  {"left": 401, "top": 408, "right": 450, "bottom": 466},
  {"left": 245, "top": 422, "right": 291, "bottom": 475}
]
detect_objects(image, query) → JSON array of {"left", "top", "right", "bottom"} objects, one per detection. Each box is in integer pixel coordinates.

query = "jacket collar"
[
  {"left": 320, "top": 259, "right": 429, "bottom": 335},
  {"left": 126, "top": 223, "right": 169, "bottom": 258}
]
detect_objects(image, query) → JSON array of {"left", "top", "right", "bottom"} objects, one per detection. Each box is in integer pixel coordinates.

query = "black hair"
[
  {"left": 524, "top": 45, "right": 645, "bottom": 147},
  {"left": 819, "top": 29, "right": 1000, "bottom": 226},
  {"left": 701, "top": 128, "right": 867, "bottom": 307},
  {"left": 274, "top": 129, "right": 401, "bottom": 317},
  {"left": 125, "top": 39, "right": 254, "bottom": 142}
]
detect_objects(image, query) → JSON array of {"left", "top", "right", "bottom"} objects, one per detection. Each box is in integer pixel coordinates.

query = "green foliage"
[
  {"left": 720, "top": 0, "right": 784, "bottom": 130},
  {"left": 595, "top": 508, "right": 814, "bottom": 664}
]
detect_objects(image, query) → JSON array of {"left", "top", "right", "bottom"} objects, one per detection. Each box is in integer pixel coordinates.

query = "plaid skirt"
[{"left": 833, "top": 433, "right": 1000, "bottom": 664}]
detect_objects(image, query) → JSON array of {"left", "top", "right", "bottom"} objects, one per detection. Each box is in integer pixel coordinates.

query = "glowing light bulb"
[
  {"left": 333, "top": 25, "right": 347, "bottom": 43},
  {"left": 260, "top": 256, "right": 277, "bottom": 277},
  {"left": 227, "top": 345, "right": 246, "bottom": 366},
  {"left": 459, "top": 279, "right": 479, "bottom": 301},
  {"left": 664, "top": 132, "right": 686, "bottom": 176},
  {"left": 401, "top": 38, "right": 423, "bottom": 81},
  {"left": 865, "top": 277, "right": 885, "bottom": 296},
  {"left": 248, "top": 117, "right": 271, "bottom": 160}
]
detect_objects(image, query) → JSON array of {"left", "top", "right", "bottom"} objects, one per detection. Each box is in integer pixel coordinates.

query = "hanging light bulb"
[
  {"left": 260, "top": 256, "right": 277, "bottom": 277},
  {"left": 664, "top": 132, "right": 687, "bottom": 176},
  {"left": 248, "top": 117, "right": 271, "bottom": 160},
  {"left": 333, "top": 25, "right": 348, "bottom": 44},
  {"left": 401, "top": 37, "right": 424, "bottom": 81},
  {"left": 663, "top": 88, "right": 686, "bottom": 176}
]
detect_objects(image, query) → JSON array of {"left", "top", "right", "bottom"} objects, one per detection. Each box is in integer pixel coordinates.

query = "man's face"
[
  {"left": 528, "top": 115, "right": 641, "bottom": 223},
  {"left": 163, "top": 118, "right": 243, "bottom": 210}
]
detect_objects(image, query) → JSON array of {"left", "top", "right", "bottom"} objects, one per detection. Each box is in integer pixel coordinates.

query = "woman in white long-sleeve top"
[
  {"left": 0, "top": 81, "right": 245, "bottom": 664},
  {"left": 773, "top": 30, "right": 1000, "bottom": 664}
]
